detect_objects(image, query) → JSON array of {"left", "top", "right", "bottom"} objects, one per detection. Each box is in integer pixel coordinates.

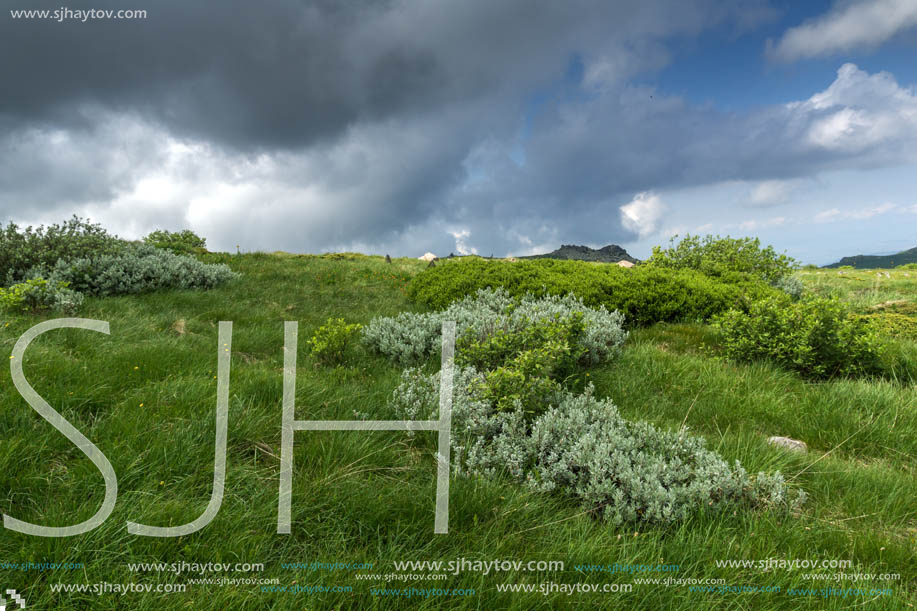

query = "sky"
[{"left": 2, "top": 0, "right": 916, "bottom": 265}]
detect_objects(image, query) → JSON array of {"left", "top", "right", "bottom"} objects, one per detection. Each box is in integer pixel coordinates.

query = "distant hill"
[
  {"left": 519, "top": 244, "right": 639, "bottom": 264},
  {"left": 823, "top": 246, "right": 917, "bottom": 269}
]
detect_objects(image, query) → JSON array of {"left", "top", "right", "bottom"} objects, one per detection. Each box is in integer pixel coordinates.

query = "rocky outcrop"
[
  {"left": 823, "top": 246, "right": 917, "bottom": 269},
  {"left": 520, "top": 244, "right": 639, "bottom": 264}
]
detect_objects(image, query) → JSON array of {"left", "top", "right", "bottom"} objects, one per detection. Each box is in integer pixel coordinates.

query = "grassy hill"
[
  {"left": 823, "top": 246, "right": 917, "bottom": 269},
  {"left": 1, "top": 253, "right": 914, "bottom": 609}
]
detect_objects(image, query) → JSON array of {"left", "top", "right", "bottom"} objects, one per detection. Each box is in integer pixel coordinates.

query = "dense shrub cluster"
[
  {"left": 646, "top": 234, "right": 798, "bottom": 283},
  {"left": 0, "top": 216, "right": 123, "bottom": 285},
  {"left": 30, "top": 243, "right": 238, "bottom": 297},
  {"left": 1, "top": 219, "right": 235, "bottom": 313},
  {"left": 713, "top": 296, "right": 885, "bottom": 380},
  {"left": 0, "top": 278, "right": 83, "bottom": 314},
  {"left": 363, "top": 288, "right": 627, "bottom": 366},
  {"left": 367, "top": 289, "right": 627, "bottom": 420},
  {"left": 458, "top": 313, "right": 587, "bottom": 417},
  {"left": 390, "top": 369, "right": 803, "bottom": 526},
  {"left": 143, "top": 229, "right": 208, "bottom": 255},
  {"left": 407, "top": 258, "right": 778, "bottom": 326},
  {"left": 457, "top": 312, "right": 585, "bottom": 375}
]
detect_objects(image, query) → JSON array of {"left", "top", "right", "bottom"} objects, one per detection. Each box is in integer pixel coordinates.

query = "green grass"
[
  {"left": 798, "top": 268, "right": 917, "bottom": 312},
  {"left": 1, "top": 254, "right": 914, "bottom": 609}
]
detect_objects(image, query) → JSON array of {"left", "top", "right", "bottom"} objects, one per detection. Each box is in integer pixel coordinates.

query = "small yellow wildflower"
[{"left": 139, "top": 403, "right": 144, "bottom": 407}]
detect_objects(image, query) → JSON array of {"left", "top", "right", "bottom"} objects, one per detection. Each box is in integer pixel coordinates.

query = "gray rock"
[{"left": 767, "top": 436, "right": 807, "bottom": 453}]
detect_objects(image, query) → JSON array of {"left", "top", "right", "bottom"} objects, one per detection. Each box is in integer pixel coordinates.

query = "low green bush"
[
  {"left": 472, "top": 359, "right": 562, "bottom": 418},
  {"left": 0, "top": 278, "right": 83, "bottom": 314},
  {"left": 712, "top": 296, "right": 885, "bottom": 380},
  {"left": 143, "top": 229, "right": 207, "bottom": 255},
  {"left": 646, "top": 233, "right": 798, "bottom": 283},
  {"left": 34, "top": 243, "right": 237, "bottom": 297},
  {"left": 457, "top": 313, "right": 586, "bottom": 417},
  {"left": 308, "top": 318, "right": 363, "bottom": 366},
  {"left": 456, "top": 312, "right": 585, "bottom": 374},
  {"left": 897, "top": 262, "right": 917, "bottom": 270},
  {"left": 1, "top": 216, "right": 124, "bottom": 286},
  {"left": 407, "top": 258, "right": 778, "bottom": 326},
  {"left": 390, "top": 370, "right": 804, "bottom": 526}
]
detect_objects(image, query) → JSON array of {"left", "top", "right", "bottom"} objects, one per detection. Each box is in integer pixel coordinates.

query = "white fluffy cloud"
[
  {"left": 619, "top": 192, "right": 666, "bottom": 238},
  {"left": 449, "top": 229, "right": 478, "bottom": 255},
  {"left": 785, "top": 63, "right": 917, "bottom": 155},
  {"left": 768, "top": 0, "right": 917, "bottom": 62},
  {"left": 748, "top": 179, "right": 801, "bottom": 206},
  {"left": 814, "top": 202, "right": 902, "bottom": 222},
  {"left": 737, "top": 216, "right": 786, "bottom": 231}
]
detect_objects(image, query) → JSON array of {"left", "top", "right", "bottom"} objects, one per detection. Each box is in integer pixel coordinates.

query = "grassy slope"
[
  {"left": 0, "top": 254, "right": 914, "bottom": 610},
  {"left": 798, "top": 268, "right": 917, "bottom": 311}
]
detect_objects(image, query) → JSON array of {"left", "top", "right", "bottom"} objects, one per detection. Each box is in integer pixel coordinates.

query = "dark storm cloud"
[
  {"left": 1, "top": 0, "right": 771, "bottom": 150},
  {"left": 0, "top": 110, "right": 171, "bottom": 219},
  {"left": 3, "top": 0, "right": 426, "bottom": 148}
]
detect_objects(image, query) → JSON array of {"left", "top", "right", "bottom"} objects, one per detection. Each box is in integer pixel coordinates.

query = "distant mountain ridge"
[
  {"left": 823, "top": 246, "right": 917, "bottom": 269},
  {"left": 520, "top": 244, "right": 639, "bottom": 263}
]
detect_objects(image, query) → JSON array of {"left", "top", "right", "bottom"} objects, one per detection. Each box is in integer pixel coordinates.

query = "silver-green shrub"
[
  {"left": 522, "top": 390, "right": 799, "bottom": 525},
  {"left": 389, "top": 369, "right": 804, "bottom": 526},
  {"left": 771, "top": 274, "right": 804, "bottom": 300},
  {"left": 32, "top": 243, "right": 238, "bottom": 297},
  {"left": 363, "top": 288, "right": 627, "bottom": 365},
  {"left": 52, "top": 283, "right": 85, "bottom": 313},
  {"left": 361, "top": 311, "right": 443, "bottom": 364}
]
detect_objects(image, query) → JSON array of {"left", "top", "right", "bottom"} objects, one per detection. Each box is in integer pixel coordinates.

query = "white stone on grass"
[{"left": 767, "top": 436, "right": 807, "bottom": 453}]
